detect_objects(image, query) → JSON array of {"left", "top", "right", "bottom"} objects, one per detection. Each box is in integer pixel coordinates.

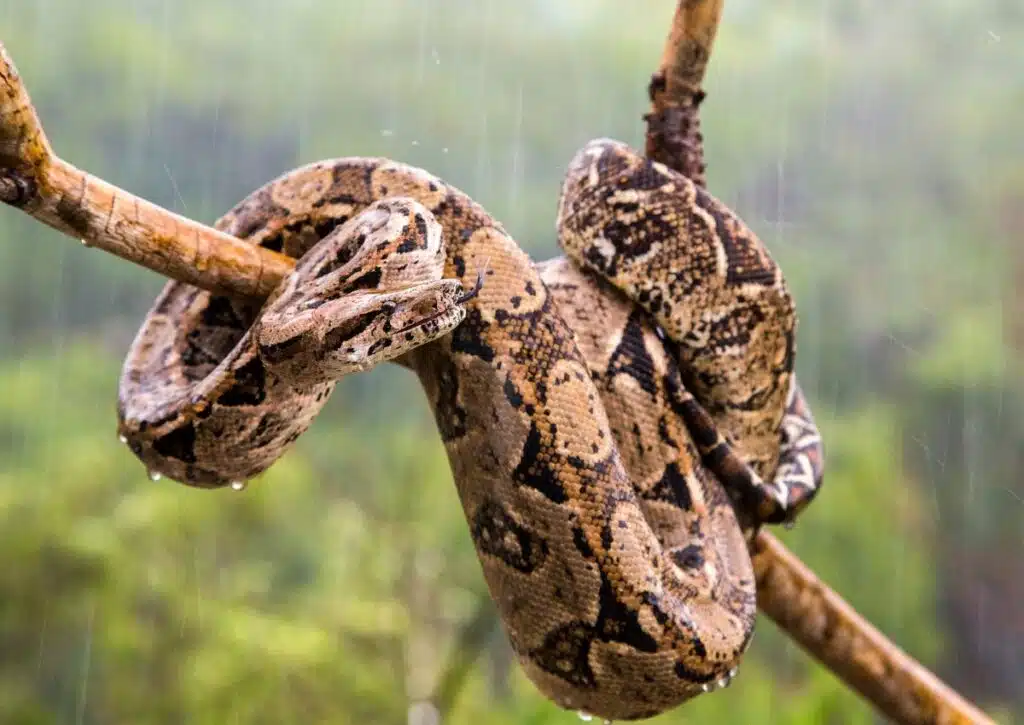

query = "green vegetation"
[{"left": 0, "top": 0, "right": 1020, "bottom": 722}]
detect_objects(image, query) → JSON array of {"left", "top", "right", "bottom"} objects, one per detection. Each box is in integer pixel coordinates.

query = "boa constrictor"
[{"left": 118, "top": 138, "right": 823, "bottom": 721}]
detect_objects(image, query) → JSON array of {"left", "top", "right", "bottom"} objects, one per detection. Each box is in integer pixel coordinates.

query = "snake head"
[
  {"left": 254, "top": 197, "right": 478, "bottom": 384},
  {"left": 256, "top": 279, "right": 468, "bottom": 383}
]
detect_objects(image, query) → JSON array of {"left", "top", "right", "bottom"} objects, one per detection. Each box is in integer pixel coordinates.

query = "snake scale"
[{"left": 118, "top": 138, "right": 823, "bottom": 721}]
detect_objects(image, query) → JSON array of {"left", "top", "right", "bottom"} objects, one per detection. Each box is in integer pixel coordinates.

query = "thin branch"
[
  {"left": 646, "top": 3, "right": 995, "bottom": 724},
  {"left": 752, "top": 534, "right": 994, "bottom": 725},
  {"left": 0, "top": 43, "right": 291, "bottom": 301},
  {"left": 0, "top": 26, "right": 995, "bottom": 725},
  {"left": 644, "top": 0, "right": 722, "bottom": 185}
]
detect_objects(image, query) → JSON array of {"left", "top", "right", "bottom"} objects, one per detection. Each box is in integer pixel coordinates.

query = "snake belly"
[{"left": 118, "top": 142, "right": 820, "bottom": 720}]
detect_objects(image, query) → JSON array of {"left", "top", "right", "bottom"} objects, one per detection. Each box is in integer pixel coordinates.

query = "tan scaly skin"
[{"left": 116, "top": 142, "right": 821, "bottom": 720}]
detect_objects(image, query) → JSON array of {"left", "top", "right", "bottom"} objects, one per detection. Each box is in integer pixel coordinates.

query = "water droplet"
[
  {"left": 442, "top": 147, "right": 449, "bottom": 154},
  {"left": 701, "top": 683, "right": 712, "bottom": 693},
  {"left": 230, "top": 480, "right": 247, "bottom": 491},
  {"left": 717, "top": 676, "right": 731, "bottom": 689},
  {"left": 118, "top": 434, "right": 127, "bottom": 444},
  {"left": 577, "top": 712, "right": 593, "bottom": 722},
  {"left": 148, "top": 470, "right": 162, "bottom": 481},
  {"left": 729, "top": 667, "right": 739, "bottom": 678},
  {"left": 80, "top": 238, "right": 91, "bottom": 247}
]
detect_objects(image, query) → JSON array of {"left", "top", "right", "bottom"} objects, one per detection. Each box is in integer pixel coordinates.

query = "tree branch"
[
  {"left": 644, "top": 0, "right": 722, "bottom": 185},
  {"left": 645, "top": 3, "right": 995, "bottom": 724},
  {"left": 0, "top": 22, "right": 995, "bottom": 725},
  {"left": 0, "top": 43, "right": 291, "bottom": 301},
  {"left": 751, "top": 534, "right": 994, "bottom": 724}
]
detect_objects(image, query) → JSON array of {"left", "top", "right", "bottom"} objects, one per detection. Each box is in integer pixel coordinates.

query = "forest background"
[{"left": 1, "top": 1, "right": 1021, "bottom": 723}]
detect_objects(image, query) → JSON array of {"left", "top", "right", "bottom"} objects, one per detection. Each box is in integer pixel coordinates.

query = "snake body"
[{"left": 118, "top": 139, "right": 822, "bottom": 720}]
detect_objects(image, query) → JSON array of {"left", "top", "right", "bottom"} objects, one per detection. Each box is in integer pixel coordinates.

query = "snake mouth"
[
  {"left": 391, "top": 302, "right": 464, "bottom": 336},
  {"left": 390, "top": 269, "right": 484, "bottom": 336}
]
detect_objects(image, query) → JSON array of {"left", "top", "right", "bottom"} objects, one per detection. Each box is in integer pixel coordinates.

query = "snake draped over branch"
[{"left": 117, "top": 138, "right": 823, "bottom": 721}]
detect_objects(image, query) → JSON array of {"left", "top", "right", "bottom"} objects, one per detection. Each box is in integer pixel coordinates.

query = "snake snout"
[
  {"left": 320, "top": 279, "right": 467, "bottom": 373},
  {"left": 371, "top": 278, "right": 467, "bottom": 349}
]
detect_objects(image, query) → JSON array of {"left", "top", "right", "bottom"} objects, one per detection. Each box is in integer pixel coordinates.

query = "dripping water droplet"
[
  {"left": 577, "top": 712, "right": 593, "bottom": 722},
  {"left": 148, "top": 470, "right": 162, "bottom": 481},
  {"left": 701, "top": 683, "right": 712, "bottom": 693},
  {"left": 230, "top": 480, "right": 247, "bottom": 491},
  {"left": 118, "top": 434, "right": 127, "bottom": 444}
]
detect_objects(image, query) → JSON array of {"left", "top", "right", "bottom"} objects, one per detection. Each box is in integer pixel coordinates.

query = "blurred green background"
[{"left": 1, "top": 1, "right": 1021, "bottom": 723}]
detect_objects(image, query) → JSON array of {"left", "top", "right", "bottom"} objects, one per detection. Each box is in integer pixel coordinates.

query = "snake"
[{"left": 117, "top": 138, "right": 823, "bottom": 721}]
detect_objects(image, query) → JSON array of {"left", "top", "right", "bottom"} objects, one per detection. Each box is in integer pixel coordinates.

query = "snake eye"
[{"left": 672, "top": 544, "right": 706, "bottom": 570}]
